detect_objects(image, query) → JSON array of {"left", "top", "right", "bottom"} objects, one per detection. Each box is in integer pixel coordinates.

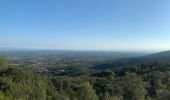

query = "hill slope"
[
  {"left": 93, "top": 50, "right": 170, "bottom": 70},
  {"left": 145, "top": 51, "right": 170, "bottom": 59}
]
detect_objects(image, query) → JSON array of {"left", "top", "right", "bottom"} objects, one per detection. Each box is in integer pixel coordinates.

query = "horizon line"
[{"left": 0, "top": 46, "right": 166, "bottom": 53}]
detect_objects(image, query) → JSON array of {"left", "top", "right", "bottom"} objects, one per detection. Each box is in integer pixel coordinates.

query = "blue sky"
[{"left": 0, "top": 0, "right": 170, "bottom": 51}]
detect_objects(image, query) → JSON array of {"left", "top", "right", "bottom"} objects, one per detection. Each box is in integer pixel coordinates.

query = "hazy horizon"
[
  {"left": 0, "top": 46, "right": 163, "bottom": 53},
  {"left": 1, "top": 0, "right": 170, "bottom": 51}
]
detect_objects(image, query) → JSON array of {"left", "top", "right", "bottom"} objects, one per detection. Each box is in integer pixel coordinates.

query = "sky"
[{"left": 0, "top": 0, "right": 170, "bottom": 51}]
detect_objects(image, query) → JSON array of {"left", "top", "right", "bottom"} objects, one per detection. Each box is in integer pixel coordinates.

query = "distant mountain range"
[
  {"left": 0, "top": 47, "right": 150, "bottom": 58},
  {"left": 0, "top": 47, "right": 32, "bottom": 51},
  {"left": 145, "top": 50, "right": 170, "bottom": 59},
  {"left": 93, "top": 50, "right": 170, "bottom": 70},
  {"left": 0, "top": 47, "right": 169, "bottom": 58}
]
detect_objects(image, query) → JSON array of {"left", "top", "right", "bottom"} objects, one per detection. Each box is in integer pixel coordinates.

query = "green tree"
[
  {"left": 76, "top": 82, "right": 98, "bottom": 100},
  {"left": 122, "top": 73, "right": 146, "bottom": 100},
  {"left": 0, "top": 57, "right": 8, "bottom": 68},
  {"left": 0, "top": 91, "right": 12, "bottom": 100}
]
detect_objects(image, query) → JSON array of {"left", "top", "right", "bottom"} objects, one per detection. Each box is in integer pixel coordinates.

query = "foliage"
[
  {"left": 1, "top": 55, "right": 170, "bottom": 100},
  {"left": 76, "top": 82, "right": 98, "bottom": 100},
  {"left": 0, "top": 57, "right": 57, "bottom": 100}
]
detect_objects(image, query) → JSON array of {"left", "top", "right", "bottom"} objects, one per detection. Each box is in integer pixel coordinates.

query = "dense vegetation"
[
  {"left": 0, "top": 51, "right": 170, "bottom": 100},
  {"left": 50, "top": 61, "right": 170, "bottom": 100},
  {"left": 0, "top": 57, "right": 58, "bottom": 100}
]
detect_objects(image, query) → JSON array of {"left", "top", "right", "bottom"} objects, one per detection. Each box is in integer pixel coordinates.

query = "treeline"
[
  {"left": 49, "top": 61, "right": 170, "bottom": 100},
  {"left": 0, "top": 57, "right": 57, "bottom": 100},
  {"left": 1, "top": 57, "right": 170, "bottom": 100}
]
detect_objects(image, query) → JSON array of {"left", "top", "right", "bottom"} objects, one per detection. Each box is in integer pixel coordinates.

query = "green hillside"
[{"left": 0, "top": 51, "right": 170, "bottom": 100}]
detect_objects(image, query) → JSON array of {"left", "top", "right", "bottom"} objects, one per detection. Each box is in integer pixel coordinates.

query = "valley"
[{"left": 0, "top": 50, "right": 170, "bottom": 100}]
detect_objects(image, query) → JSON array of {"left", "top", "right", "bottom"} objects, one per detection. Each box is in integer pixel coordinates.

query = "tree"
[
  {"left": 0, "top": 57, "right": 8, "bottom": 68},
  {"left": 76, "top": 82, "right": 98, "bottom": 100},
  {"left": 103, "top": 92, "right": 123, "bottom": 100},
  {"left": 0, "top": 91, "right": 12, "bottom": 100},
  {"left": 122, "top": 73, "right": 146, "bottom": 100}
]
